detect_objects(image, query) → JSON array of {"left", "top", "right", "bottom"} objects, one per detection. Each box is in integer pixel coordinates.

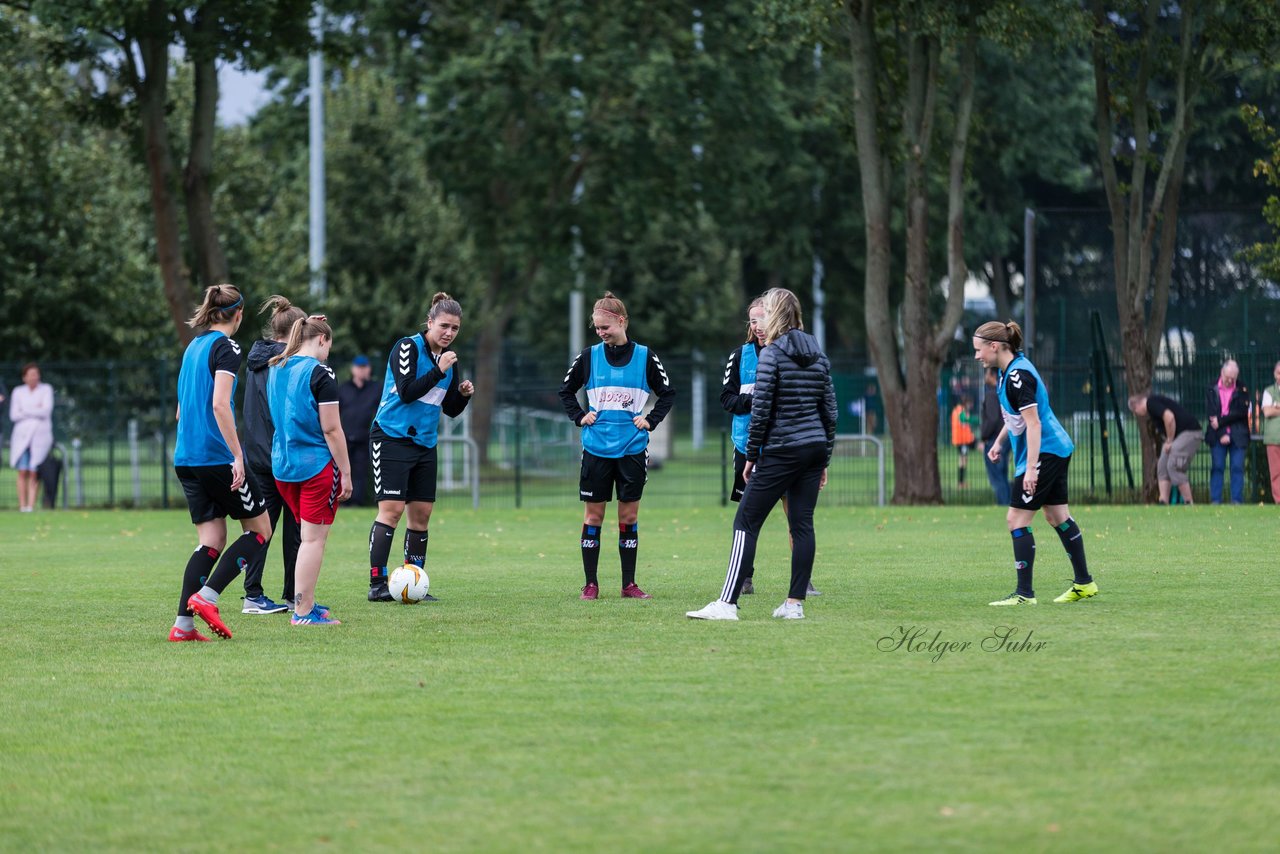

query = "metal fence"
[{"left": 2, "top": 352, "right": 1277, "bottom": 510}]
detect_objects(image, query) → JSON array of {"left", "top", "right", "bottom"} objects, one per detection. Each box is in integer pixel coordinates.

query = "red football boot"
[
  {"left": 187, "top": 592, "right": 232, "bottom": 639},
  {"left": 167, "top": 626, "right": 212, "bottom": 642}
]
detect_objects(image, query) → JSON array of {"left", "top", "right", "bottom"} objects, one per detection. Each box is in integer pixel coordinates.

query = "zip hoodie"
[
  {"left": 243, "top": 339, "right": 285, "bottom": 473},
  {"left": 746, "top": 328, "right": 837, "bottom": 464}
]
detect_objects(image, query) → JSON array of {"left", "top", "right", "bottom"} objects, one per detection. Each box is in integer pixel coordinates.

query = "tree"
[
  {"left": 0, "top": 14, "right": 158, "bottom": 360},
  {"left": 16, "top": 0, "right": 313, "bottom": 345},
  {"left": 1088, "top": 0, "right": 1280, "bottom": 498},
  {"left": 332, "top": 1, "right": 811, "bottom": 459},
  {"left": 1243, "top": 91, "right": 1280, "bottom": 282}
]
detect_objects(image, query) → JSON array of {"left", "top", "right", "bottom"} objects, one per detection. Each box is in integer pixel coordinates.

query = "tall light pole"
[{"left": 308, "top": 6, "right": 326, "bottom": 300}]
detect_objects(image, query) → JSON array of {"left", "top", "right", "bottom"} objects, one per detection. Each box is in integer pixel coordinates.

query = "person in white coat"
[{"left": 9, "top": 363, "right": 54, "bottom": 512}]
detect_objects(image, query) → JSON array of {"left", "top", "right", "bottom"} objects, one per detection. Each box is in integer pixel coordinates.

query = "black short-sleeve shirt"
[
  {"left": 1003, "top": 367, "right": 1039, "bottom": 411},
  {"left": 1146, "top": 394, "right": 1200, "bottom": 439}
]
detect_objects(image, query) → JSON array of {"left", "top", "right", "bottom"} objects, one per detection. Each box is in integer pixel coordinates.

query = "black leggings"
[
  {"left": 718, "top": 442, "right": 826, "bottom": 604},
  {"left": 243, "top": 466, "right": 301, "bottom": 600}
]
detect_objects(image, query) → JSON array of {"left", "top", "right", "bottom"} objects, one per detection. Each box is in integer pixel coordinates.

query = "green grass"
[{"left": 1, "top": 505, "right": 1277, "bottom": 852}]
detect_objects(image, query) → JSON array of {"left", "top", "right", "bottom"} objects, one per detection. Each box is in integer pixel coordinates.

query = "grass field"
[{"left": 2, "top": 504, "right": 1278, "bottom": 852}]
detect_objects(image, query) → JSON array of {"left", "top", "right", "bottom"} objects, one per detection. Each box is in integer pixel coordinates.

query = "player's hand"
[
  {"left": 230, "top": 457, "right": 245, "bottom": 491},
  {"left": 633, "top": 415, "right": 651, "bottom": 431},
  {"left": 459, "top": 380, "right": 474, "bottom": 398},
  {"left": 743, "top": 460, "right": 754, "bottom": 483},
  {"left": 580, "top": 411, "right": 598, "bottom": 427},
  {"left": 1022, "top": 471, "right": 1038, "bottom": 494},
  {"left": 338, "top": 471, "right": 353, "bottom": 502},
  {"left": 438, "top": 350, "right": 458, "bottom": 371},
  {"left": 987, "top": 444, "right": 1002, "bottom": 463}
]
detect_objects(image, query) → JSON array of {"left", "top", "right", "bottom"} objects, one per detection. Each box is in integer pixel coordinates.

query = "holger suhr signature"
[{"left": 877, "top": 625, "right": 1048, "bottom": 663}]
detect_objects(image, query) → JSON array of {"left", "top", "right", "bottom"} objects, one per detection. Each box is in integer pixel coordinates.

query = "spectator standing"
[
  {"left": 1128, "top": 394, "right": 1201, "bottom": 505},
  {"left": 9, "top": 363, "right": 54, "bottom": 513},
  {"left": 980, "top": 368, "right": 1011, "bottom": 505},
  {"left": 1204, "top": 359, "right": 1250, "bottom": 505},
  {"left": 1260, "top": 361, "right": 1280, "bottom": 502},
  {"left": 688, "top": 287, "right": 837, "bottom": 622},
  {"left": 338, "top": 354, "right": 380, "bottom": 506},
  {"left": 950, "top": 395, "right": 977, "bottom": 488}
]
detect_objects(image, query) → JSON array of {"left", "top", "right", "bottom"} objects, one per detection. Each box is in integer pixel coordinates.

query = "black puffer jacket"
[
  {"left": 243, "top": 339, "right": 284, "bottom": 473},
  {"left": 746, "top": 329, "right": 837, "bottom": 464}
]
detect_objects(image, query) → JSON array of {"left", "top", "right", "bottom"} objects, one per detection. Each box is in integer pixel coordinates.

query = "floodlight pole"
[{"left": 308, "top": 6, "right": 326, "bottom": 300}]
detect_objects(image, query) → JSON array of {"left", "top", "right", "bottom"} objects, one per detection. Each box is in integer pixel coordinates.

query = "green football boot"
[
  {"left": 1053, "top": 581, "right": 1099, "bottom": 603},
  {"left": 989, "top": 593, "right": 1037, "bottom": 606}
]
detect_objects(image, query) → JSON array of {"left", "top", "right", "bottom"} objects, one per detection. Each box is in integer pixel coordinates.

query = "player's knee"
[{"left": 377, "top": 502, "right": 405, "bottom": 526}]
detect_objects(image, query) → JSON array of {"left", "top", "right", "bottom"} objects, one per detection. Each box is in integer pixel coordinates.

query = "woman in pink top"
[
  {"left": 1204, "top": 359, "right": 1250, "bottom": 504},
  {"left": 9, "top": 363, "right": 54, "bottom": 512}
]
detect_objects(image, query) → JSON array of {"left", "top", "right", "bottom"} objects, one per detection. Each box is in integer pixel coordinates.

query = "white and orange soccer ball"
[{"left": 388, "top": 564, "right": 431, "bottom": 604}]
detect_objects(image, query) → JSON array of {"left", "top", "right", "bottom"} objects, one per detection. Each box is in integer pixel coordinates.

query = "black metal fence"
[{"left": 2, "top": 352, "right": 1277, "bottom": 510}]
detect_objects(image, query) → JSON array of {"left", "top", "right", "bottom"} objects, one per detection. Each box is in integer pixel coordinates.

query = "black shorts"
[
  {"left": 371, "top": 427, "right": 438, "bottom": 504},
  {"left": 579, "top": 450, "right": 647, "bottom": 503},
  {"left": 731, "top": 449, "right": 749, "bottom": 502},
  {"left": 176, "top": 464, "right": 267, "bottom": 524},
  {"left": 1011, "top": 453, "right": 1070, "bottom": 511}
]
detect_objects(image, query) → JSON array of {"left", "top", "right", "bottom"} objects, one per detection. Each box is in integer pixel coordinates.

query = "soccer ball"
[{"left": 388, "top": 564, "right": 430, "bottom": 604}]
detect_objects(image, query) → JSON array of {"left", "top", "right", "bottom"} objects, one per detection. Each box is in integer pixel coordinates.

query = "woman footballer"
[
  {"left": 365, "top": 293, "right": 474, "bottom": 602},
  {"left": 559, "top": 292, "right": 676, "bottom": 600},
  {"left": 973, "top": 320, "right": 1097, "bottom": 606},
  {"left": 169, "top": 284, "right": 273, "bottom": 642},
  {"left": 267, "top": 315, "right": 352, "bottom": 625}
]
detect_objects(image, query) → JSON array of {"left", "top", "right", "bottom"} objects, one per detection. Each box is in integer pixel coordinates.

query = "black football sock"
[
  {"left": 405, "top": 529, "right": 429, "bottom": 569},
  {"left": 369, "top": 521, "right": 395, "bottom": 586},
  {"left": 179, "top": 545, "right": 219, "bottom": 616},
  {"left": 206, "top": 532, "right": 267, "bottom": 594},
  {"left": 581, "top": 525, "right": 601, "bottom": 586},
  {"left": 1011, "top": 526, "right": 1035, "bottom": 597},
  {"left": 619, "top": 523, "right": 638, "bottom": 587},
  {"left": 1054, "top": 518, "right": 1092, "bottom": 584}
]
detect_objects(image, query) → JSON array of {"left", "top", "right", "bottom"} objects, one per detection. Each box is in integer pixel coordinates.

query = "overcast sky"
[{"left": 218, "top": 65, "right": 270, "bottom": 126}]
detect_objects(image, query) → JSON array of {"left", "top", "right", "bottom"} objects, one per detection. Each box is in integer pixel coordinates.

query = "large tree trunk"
[
  {"left": 848, "top": 0, "right": 974, "bottom": 504},
  {"left": 1092, "top": 0, "right": 1197, "bottom": 501},
  {"left": 134, "top": 4, "right": 194, "bottom": 347},
  {"left": 183, "top": 48, "right": 229, "bottom": 289}
]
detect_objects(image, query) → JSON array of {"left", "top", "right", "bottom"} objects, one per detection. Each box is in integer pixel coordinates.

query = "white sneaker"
[
  {"left": 771, "top": 601, "right": 804, "bottom": 619},
  {"left": 686, "top": 600, "right": 739, "bottom": 621}
]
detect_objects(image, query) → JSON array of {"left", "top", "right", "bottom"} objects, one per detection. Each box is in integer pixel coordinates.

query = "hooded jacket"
[
  {"left": 746, "top": 329, "right": 837, "bottom": 464},
  {"left": 243, "top": 339, "right": 285, "bottom": 473}
]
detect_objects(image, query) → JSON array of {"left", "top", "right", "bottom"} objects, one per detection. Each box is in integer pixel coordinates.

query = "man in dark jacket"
[
  {"left": 980, "top": 367, "right": 1011, "bottom": 505},
  {"left": 239, "top": 337, "right": 301, "bottom": 613},
  {"left": 1204, "top": 359, "right": 1250, "bottom": 504},
  {"left": 337, "top": 354, "right": 381, "bottom": 506}
]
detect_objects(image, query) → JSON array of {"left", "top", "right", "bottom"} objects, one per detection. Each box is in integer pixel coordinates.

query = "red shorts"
[{"left": 276, "top": 462, "right": 341, "bottom": 525}]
